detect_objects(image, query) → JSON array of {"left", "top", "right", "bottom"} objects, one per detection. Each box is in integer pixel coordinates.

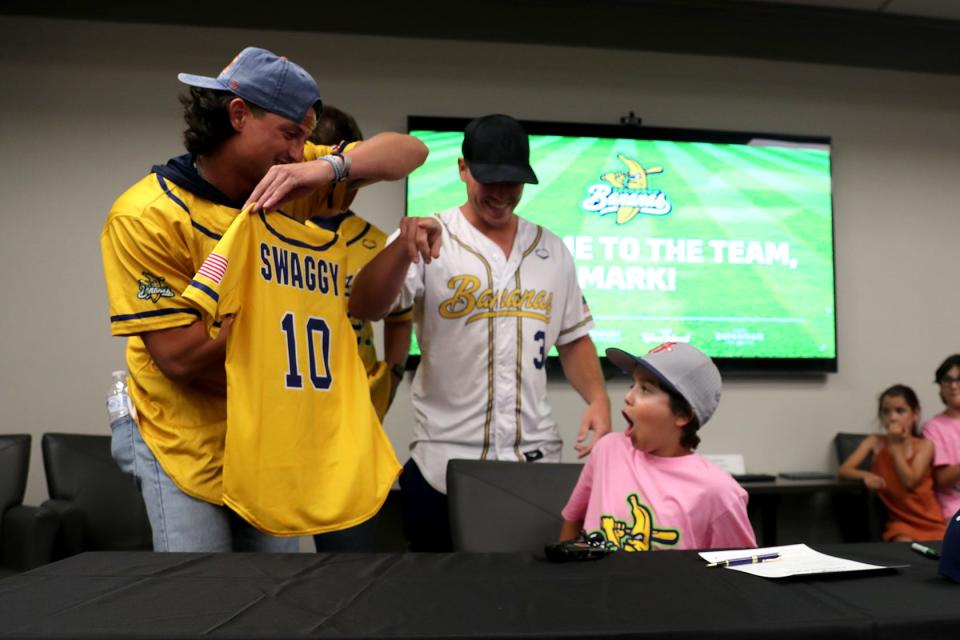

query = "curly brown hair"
[{"left": 179, "top": 87, "right": 264, "bottom": 156}]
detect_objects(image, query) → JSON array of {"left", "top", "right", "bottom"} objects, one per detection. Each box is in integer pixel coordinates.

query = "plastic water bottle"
[
  {"left": 107, "top": 370, "right": 138, "bottom": 476},
  {"left": 106, "top": 370, "right": 136, "bottom": 423}
]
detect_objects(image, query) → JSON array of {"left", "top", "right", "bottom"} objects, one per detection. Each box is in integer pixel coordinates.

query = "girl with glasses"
[{"left": 923, "top": 355, "right": 960, "bottom": 521}]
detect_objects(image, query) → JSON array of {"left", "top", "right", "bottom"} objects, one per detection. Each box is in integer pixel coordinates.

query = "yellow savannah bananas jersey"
[
  {"left": 183, "top": 210, "right": 401, "bottom": 535},
  {"left": 100, "top": 145, "right": 349, "bottom": 504},
  {"left": 313, "top": 212, "right": 414, "bottom": 419}
]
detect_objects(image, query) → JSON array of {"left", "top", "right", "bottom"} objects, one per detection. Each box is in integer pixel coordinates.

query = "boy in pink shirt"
[{"left": 561, "top": 342, "right": 756, "bottom": 551}]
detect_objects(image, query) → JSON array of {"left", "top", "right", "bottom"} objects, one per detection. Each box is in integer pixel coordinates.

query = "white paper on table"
[{"left": 698, "top": 544, "right": 903, "bottom": 579}]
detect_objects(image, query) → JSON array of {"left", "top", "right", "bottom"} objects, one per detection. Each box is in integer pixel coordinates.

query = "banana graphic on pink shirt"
[{"left": 598, "top": 494, "right": 679, "bottom": 551}]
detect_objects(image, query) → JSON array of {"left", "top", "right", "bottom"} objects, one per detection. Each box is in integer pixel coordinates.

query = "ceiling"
[{"left": 4, "top": 0, "right": 960, "bottom": 75}]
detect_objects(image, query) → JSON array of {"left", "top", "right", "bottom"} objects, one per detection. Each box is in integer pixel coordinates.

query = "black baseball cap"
[{"left": 462, "top": 114, "right": 539, "bottom": 185}]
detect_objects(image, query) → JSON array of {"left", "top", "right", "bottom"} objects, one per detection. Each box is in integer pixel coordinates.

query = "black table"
[
  {"left": 740, "top": 478, "right": 865, "bottom": 546},
  {"left": 0, "top": 543, "right": 954, "bottom": 639}
]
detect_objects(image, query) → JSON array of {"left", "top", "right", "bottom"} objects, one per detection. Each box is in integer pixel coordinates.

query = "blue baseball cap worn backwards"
[{"left": 178, "top": 47, "right": 322, "bottom": 123}]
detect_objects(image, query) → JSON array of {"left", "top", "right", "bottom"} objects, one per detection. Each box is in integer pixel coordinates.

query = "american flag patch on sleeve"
[{"left": 197, "top": 253, "right": 228, "bottom": 285}]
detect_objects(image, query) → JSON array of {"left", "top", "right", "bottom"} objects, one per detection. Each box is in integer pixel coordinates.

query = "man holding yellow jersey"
[{"left": 101, "top": 47, "right": 426, "bottom": 552}]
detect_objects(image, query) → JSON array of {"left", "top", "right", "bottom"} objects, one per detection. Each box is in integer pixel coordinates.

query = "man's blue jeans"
[{"left": 112, "top": 415, "right": 298, "bottom": 552}]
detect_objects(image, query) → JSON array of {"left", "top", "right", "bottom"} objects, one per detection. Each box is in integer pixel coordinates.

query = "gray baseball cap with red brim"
[{"left": 606, "top": 342, "right": 722, "bottom": 426}]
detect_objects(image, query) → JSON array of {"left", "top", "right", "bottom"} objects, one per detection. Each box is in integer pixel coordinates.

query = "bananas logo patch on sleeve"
[
  {"left": 136, "top": 271, "right": 175, "bottom": 302},
  {"left": 593, "top": 494, "right": 680, "bottom": 552}
]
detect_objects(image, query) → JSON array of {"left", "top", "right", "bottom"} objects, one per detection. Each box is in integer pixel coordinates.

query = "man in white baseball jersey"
[{"left": 350, "top": 114, "right": 611, "bottom": 551}]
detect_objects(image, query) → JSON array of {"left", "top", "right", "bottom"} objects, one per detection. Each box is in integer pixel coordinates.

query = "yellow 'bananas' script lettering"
[{"left": 439, "top": 275, "right": 552, "bottom": 324}]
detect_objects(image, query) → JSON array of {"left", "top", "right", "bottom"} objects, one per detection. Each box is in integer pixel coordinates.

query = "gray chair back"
[
  {"left": 447, "top": 459, "right": 583, "bottom": 552},
  {"left": 834, "top": 432, "right": 872, "bottom": 470},
  {"left": 831, "top": 431, "right": 886, "bottom": 541}
]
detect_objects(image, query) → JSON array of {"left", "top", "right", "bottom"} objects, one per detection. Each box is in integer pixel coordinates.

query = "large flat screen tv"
[{"left": 405, "top": 116, "right": 837, "bottom": 373}]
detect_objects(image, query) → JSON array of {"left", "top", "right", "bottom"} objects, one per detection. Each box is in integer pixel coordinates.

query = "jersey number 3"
[
  {"left": 280, "top": 312, "right": 332, "bottom": 390},
  {"left": 533, "top": 330, "right": 546, "bottom": 370}
]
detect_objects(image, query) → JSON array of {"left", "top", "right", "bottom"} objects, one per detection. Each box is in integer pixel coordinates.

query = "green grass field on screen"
[{"left": 407, "top": 130, "right": 836, "bottom": 361}]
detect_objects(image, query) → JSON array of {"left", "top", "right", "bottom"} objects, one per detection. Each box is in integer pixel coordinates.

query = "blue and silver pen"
[{"left": 705, "top": 552, "right": 780, "bottom": 568}]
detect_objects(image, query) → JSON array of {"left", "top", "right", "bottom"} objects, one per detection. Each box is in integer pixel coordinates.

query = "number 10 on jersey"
[{"left": 280, "top": 312, "right": 332, "bottom": 390}]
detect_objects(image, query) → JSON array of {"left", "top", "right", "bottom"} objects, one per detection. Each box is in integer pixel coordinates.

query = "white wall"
[{"left": 2, "top": 16, "right": 959, "bottom": 506}]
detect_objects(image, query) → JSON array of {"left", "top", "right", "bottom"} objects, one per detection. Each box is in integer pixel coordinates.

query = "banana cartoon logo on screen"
[
  {"left": 581, "top": 154, "right": 672, "bottom": 224},
  {"left": 590, "top": 494, "right": 680, "bottom": 552}
]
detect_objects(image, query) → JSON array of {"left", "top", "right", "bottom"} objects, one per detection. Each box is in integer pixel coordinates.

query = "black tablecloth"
[{"left": 0, "top": 543, "right": 954, "bottom": 639}]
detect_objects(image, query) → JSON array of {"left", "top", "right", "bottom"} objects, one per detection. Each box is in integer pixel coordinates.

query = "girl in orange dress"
[{"left": 839, "top": 384, "right": 946, "bottom": 542}]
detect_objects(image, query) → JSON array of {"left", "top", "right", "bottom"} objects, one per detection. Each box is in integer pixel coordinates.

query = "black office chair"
[
  {"left": 834, "top": 432, "right": 874, "bottom": 470},
  {"left": 446, "top": 459, "right": 583, "bottom": 552},
  {"left": 41, "top": 433, "right": 152, "bottom": 557},
  {"left": 0, "top": 434, "right": 58, "bottom": 577},
  {"left": 832, "top": 432, "right": 886, "bottom": 542}
]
